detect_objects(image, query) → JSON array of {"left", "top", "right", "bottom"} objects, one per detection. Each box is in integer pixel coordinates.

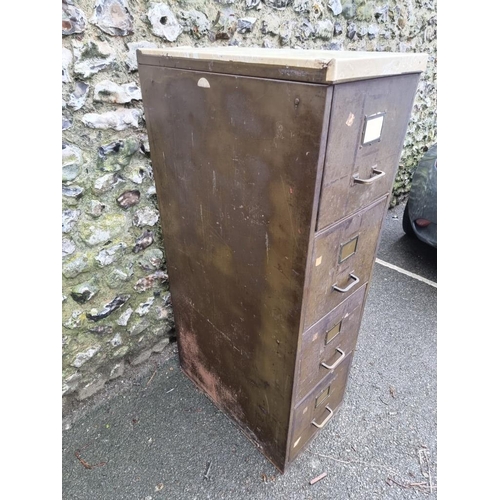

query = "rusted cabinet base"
[{"left": 138, "top": 48, "right": 424, "bottom": 472}]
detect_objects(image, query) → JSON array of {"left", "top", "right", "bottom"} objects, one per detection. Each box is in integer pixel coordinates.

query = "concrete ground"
[{"left": 62, "top": 202, "right": 437, "bottom": 499}]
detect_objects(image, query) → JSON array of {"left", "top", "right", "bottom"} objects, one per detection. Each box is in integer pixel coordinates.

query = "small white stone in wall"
[
  {"left": 62, "top": 373, "right": 82, "bottom": 397},
  {"left": 110, "top": 333, "right": 123, "bottom": 347},
  {"left": 237, "top": 17, "right": 257, "bottom": 33},
  {"left": 64, "top": 310, "right": 84, "bottom": 329},
  {"left": 62, "top": 47, "right": 73, "bottom": 83},
  {"left": 91, "top": 0, "right": 133, "bottom": 36},
  {"left": 246, "top": 0, "right": 261, "bottom": 9},
  {"left": 125, "top": 41, "right": 157, "bottom": 72},
  {"left": 110, "top": 360, "right": 125, "bottom": 379},
  {"left": 62, "top": 237, "right": 76, "bottom": 257},
  {"left": 62, "top": 1, "right": 87, "bottom": 35},
  {"left": 106, "top": 268, "right": 132, "bottom": 288},
  {"left": 179, "top": 9, "right": 211, "bottom": 37},
  {"left": 327, "top": 0, "right": 342, "bottom": 16},
  {"left": 62, "top": 209, "right": 81, "bottom": 233},
  {"left": 68, "top": 82, "right": 90, "bottom": 110},
  {"left": 292, "top": 0, "right": 310, "bottom": 13},
  {"left": 73, "top": 40, "right": 115, "bottom": 79},
  {"left": 72, "top": 346, "right": 100, "bottom": 368},
  {"left": 266, "top": 0, "right": 290, "bottom": 9},
  {"left": 93, "top": 173, "right": 124, "bottom": 194},
  {"left": 128, "top": 318, "right": 150, "bottom": 336},
  {"left": 82, "top": 108, "right": 142, "bottom": 131},
  {"left": 96, "top": 243, "right": 127, "bottom": 267},
  {"left": 125, "top": 165, "right": 148, "bottom": 185},
  {"left": 62, "top": 143, "right": 83, "bottom": 182},
  {"left": 135, "top": 297, "right": 155, "bottom": 317},
  {"left": 133, "top": 207, "right": 160, "bottom": 227},
  {"left": 117, "top": 307, "right": 133, "bottom": 326},
  {"left": 94, "top": 80, "right": 142, "bottom": 103},
  {"left": 62, "top": 253, "right": 90, "bottom": 279},
  {"left": 62, "top": 115, "right": 72, "bottom": 130},
  {"left": 316, "top": 19, "right": 334, "bottom": 40},
  {"left": 88, "top": 200, "right": 106, "bottom": 218},
  {"left": 83, "top": 227, "right": 111, "bottom": 246},
  {"left": 147, "top": 3, "right": 183, "bottom": 42}
]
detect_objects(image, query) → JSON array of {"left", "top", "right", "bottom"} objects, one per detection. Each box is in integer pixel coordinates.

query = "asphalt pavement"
[{"left": 62, "top": 202, "right": 437, "bottom": 500}]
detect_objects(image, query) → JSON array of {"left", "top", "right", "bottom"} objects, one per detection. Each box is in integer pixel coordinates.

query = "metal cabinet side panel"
[{"left": 138, "top": 64, "right": 330, "bottom": 471}]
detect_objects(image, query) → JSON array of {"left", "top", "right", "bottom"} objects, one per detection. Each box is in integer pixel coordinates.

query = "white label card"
[{"left": 363, "top": 113, "right": 384, "bottom": 144}]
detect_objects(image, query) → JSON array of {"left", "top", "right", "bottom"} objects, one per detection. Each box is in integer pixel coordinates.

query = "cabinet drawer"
[
  {"left": 317, "top": 74, "right": 420, "bottom": 231},
  {"left": 303, "top": 196, "right": 386, "bottom": 330},
  {"left": 297, "top": 285, "right": 366, "bottom": 401},
  {"left": 289, "top": 352, "right": 353, "bottom": 461}
]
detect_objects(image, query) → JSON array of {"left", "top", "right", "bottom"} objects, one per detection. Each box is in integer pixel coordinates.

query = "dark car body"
[{"left": 402, "top": 144, "right": 437, "bottom": 248}]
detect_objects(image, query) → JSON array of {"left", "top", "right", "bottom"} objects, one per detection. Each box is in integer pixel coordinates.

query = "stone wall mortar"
[{"left": 62, "top": 0, "right": 437, "bottom": 405}]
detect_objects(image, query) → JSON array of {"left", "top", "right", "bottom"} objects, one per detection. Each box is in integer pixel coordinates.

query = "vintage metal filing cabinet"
[{"left": 137, "top": 47, "right": 427, "bottom": 472}]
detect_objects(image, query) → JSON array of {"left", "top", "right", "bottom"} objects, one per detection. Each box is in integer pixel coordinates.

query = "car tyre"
[{"left": 402, "top": 202, "right": 416, "bottom": 238}]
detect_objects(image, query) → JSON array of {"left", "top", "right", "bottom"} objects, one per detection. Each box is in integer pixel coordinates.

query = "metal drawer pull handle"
[
  {"left": 321, "top": 348, "right": 346, "bottom": 371},
  {"left": 332, "top": 273, "right": 359, "bottom": 293},
  {"left": 353, "top": 167, "right": 385, "bottom": 185},
  {"left": 311, "top": 406, "right": 334, "bottom": 429}
]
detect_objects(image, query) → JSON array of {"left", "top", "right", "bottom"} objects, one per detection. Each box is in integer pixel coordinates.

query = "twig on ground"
[
  {"left": 74, "top": 448, "right": 106, "bottom": 470},
  {"left": 146, "top": 363, "right": 158, "bottom": 387},
  {"left": 204, "top": 461, "right": 212, "bottom": 480},
  {"left": 146, "top": 369, "right": 157, "bottom": 387},
  {"left": 418, "top": 447, "right": 433, "bottom": 493},
  {"left": 309, "top": 472, "right": 327, "bottom": 485},
  {"left": 386, "top": 477, "right": 436, "bottom": 492},
  {"left": 309, "top": 448, "right": 437, "bottom": 494},
  {"left": 307, "top": 451, "right": 401, "bottom": 477}
]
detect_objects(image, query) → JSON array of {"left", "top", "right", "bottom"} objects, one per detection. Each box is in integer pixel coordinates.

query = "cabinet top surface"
[{"left": 137, "top": 47, "right": 428, "bottom": 83}]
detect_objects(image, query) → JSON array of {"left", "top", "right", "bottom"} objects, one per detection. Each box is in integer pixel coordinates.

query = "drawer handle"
[
  {"left": 353, "top": 167, "right": 385, "bottom": 185},
  {"left": 311, "top": 405, "right": 334, "bottom": 429},
  {"left": 321, "top": 348, "right": 346, "bottom": 371},
  {"left": 332, "top": 273, "right": 359, "bottom": 293}
]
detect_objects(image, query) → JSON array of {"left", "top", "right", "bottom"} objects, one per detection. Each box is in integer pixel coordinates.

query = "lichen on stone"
[
  {"left": 98, "top": 138, "right": 141, "bottom": 172},
  {"left": 73, "top": 40, "right": 115, "bottom": 79},
  {"left": 79, "top": 213, "right": 127, "bottom": 247}
]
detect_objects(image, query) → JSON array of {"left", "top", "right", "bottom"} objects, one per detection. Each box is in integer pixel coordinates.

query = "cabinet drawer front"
[
  {"left": 289, "top": 352, "right": 353, "bottom": 461},
  {"left": 317, "top": 74, "right": 420, "bottom": 231},
  {"left": 304, "top": 196, "right": 386, "bottom": 330},
  {"left": 297, "top": 285, "right": 366, "bottom": 401}
]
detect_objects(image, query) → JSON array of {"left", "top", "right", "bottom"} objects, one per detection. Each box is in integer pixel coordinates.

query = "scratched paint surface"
[{"left": 139, "top": 66, "right": 330, "bottom": 470}]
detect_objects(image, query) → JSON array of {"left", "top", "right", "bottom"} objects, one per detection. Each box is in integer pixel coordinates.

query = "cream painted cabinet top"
[{"left": 137, "top": 47, "right": 428, "bottom": 84}]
